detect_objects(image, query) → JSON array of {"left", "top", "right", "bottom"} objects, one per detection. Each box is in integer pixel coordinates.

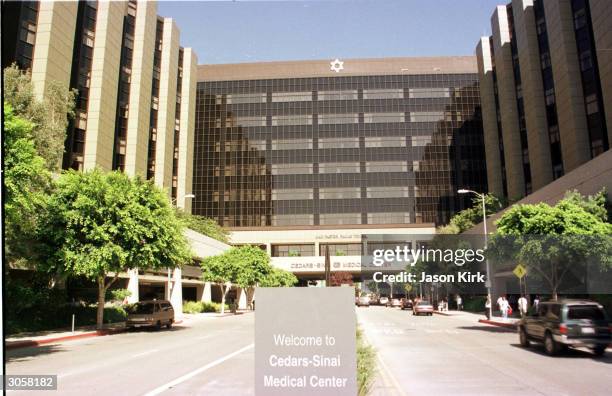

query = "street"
[
  {"left": 6, "top": 308, "right": 612, "bottom": 395},
  {"left": 6, "top": 314, "right": 255, "bottom": 395},
  {"left": 357, "top": 306, "right": 612, "bottom": 396}
]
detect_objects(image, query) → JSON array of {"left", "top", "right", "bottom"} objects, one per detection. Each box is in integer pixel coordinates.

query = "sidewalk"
[
  {"left": 6, "top": 310, "right": 253, "bottom": 350},
  {"left": 434, "top": 309, "right": 520, "bottom": 328}
]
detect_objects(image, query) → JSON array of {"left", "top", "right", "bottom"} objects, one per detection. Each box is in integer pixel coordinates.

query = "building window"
[
  {"left": 318, "top": 162, "right": 360, "bottom": 174},
  {"left": 364, "top": 136, "right": 406, "bottom": 148},
  {"left": 271, "top": 139, "right": 312, "bottom": 150},
  {"left": 366, "top": 186, "right": 409, "bottom": 198},
  {"left": 318, "top": 137, "right": 359, "bottom": 149},
  {"left": 319, "top": 213, "right": 362, "bottom": 225},
  {"left": 317, "top": 90, "right": 358, "bottom": 101},
  {"left": 319, "top": 243, "right": 362, "bottom": 256},
  {"left": 366, "top": 161, "right": 407, "bottom": 172},
  {"left": 408, "top": 88, "right": 449, "bottom": 98},
  {"left": 271, "top": 91, "right": 312, "bottom": 102},
  {"left": 226, "top": 92, "right": 266, "bottom": 104},
  {"left": 272, "top": 244, "right": 315, "bottom": 257},
  {"left": 271, "top": 189, "right": 313, "bottom": 200},
  {"left": 367, "top": 212, "right": 410, "bottom": 224},
  {"left": 319, "top": 187, "right": 361, "bottom": 199},
  {"left": 410, "top": 111, "right": 444, "bottom": 122},
  {"left": 271, "top": 215, "right": 314, "bottom": 226},
  {"left": 318, "top": 113, "right": 358, "bottom": 125},
  {"left": 363, "top": 88, "right": 403, "bottom": 99},
  {"left": 364, "top": 112, "right": 405, "bottom": 123},
  {"left": 271, "top": 163, "right": 313, "bottom": 175},
  {"left": 271, "top": 114, "right": 312, "bottom": 126}
]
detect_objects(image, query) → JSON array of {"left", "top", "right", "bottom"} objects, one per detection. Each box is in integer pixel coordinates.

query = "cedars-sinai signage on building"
[{"left": 255, "top": 288, "right": 357, "bottom": 396}]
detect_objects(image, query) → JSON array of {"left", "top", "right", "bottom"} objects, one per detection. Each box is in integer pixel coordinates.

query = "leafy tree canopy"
[
  {"left": 42, "top": 169, "right": 192, "bottom": 279},
  {"left": 3, "top": 104, "right": 51, "bottom": 262},
  {"left": 259, "top": 268, "right": 298, "bottom": 287},
  {"left": 3, "top": 65, "right": 76, "bottom": 170},
  {"left": 175, "top": 209, "right": 229, "bottom": 243},
  {"left": 446, "top": 193, "right": 506, "bottom": 234}
]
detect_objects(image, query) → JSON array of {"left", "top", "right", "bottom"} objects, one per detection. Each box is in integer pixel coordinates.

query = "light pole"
[
  {"left": 457, "top": 189, "right": 492, "bottom": 320},
  {"left": 167, "top": 193, "right": 196, "bottom": 299}
]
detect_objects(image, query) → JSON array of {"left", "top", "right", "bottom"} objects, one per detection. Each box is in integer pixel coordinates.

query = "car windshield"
[
  {"left": 418, "top": 301, "right": 431, "bottom": 306},
  {"left": 567, "top": 305, "right": 605, "bottom": 320},
  {"left": 133, "top": 302, "right": 155, "bottom": 314}
]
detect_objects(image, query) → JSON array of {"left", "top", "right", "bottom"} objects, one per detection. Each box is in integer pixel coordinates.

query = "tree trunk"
[
  {"left": 246, "top": 287, "right": 255, "bottom": 310},
  {"left": 97, "top": 276, "right": 106, "bottom": 330},
  {"left": 220, "top": 285, "right": 227, "bottom": 314}
]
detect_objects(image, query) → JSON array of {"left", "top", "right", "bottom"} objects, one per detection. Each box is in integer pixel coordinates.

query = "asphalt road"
[
  {"left": 357, "top": 306, "right": 612, "bottom": 396},
  {"left": 7, "top": 307, "right": 611, "bottom": 395},
  {"left": 6, "top": 314, "right": 255, "bottom": 396}
]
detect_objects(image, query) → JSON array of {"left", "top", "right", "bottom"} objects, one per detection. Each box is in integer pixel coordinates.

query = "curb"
[
  {"left": 6, "top": 328, "right": 126, "bottom": 350},
  {"left": 6, "top": 319, "right": 185, "bottom": 350},
  {"left": 478, "top": 318, "right": 517, "bottom": 329}
]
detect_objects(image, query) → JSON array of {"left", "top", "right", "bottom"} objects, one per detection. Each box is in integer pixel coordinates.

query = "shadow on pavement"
[
  {"left": 125, "top": 325, "right": 188, "bottom": 334},
  {"left": 6, "top": 344, "right": 65, "bottom": 363},
  {"left": 456, "top": 325, "right": 516, "bottom": 333},
  {"left": 509, "top": 343, "right": 612, "bottom": 363}
]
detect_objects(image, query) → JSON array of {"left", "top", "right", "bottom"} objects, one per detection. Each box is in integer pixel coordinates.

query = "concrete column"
[
  {"left": 314, "top": 241, "right": 321, "bottom": 256},
  {"left": 237, "top": 287, "right": 247, "bottom": 310},
  {"left": 170, "top": 267, "right": 183, "bottom": 317},
  {"left": 177, "top": 48, "right": 198, "bottom": 213},
  {"left": 492, "top": 6, "right": 526, "bottom": 201},
  {"left": 127, "top": 268, "right": 139, "bottom": 303},
  {"left": 545, "top": 0, "right": 591, "bottom": 172},
  {"left": 201, "top": 282, "right": 212, "bottom": 302},
  {"left": 124, "top": 1, "right": 157, "bottom": 178},
  {"left": 512, "top": 0, "right": 554, "bottom": 189},
  {"left": 266, "top": 243, "right": 272, "bottom": 256},
  {"left": 476, "top": 36, "right": 505, "bottom": 197},
  {"left": 589, "top": 0, "right": 612, "bottom": 146},
  {"left": 30, "top": 1, "right": 78, "bottom": 100},
  {"left": 154, "top": 18, "right": 179, "bottom": 194},
  {"left": 83, "top": 1, "right": 126, "bottom": 171}
]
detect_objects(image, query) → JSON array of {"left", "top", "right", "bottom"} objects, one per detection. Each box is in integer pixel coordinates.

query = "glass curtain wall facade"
[{"left": 193, "top": 73, "right": 486, "bottom": 228}]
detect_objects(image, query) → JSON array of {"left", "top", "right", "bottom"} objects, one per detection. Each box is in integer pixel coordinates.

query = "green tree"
[
  {"left": 259, "top": 267, "right": 298, "bottom": 287},
  {"left": 3, "top": 104, "right": 51, "bottom": 263},
  {"left": 448, "top": 194, "right": 506, "bottom": 233},
  {"left": 3, "top": 65, "right": 76, "bottom": 170},
  {"left": 200, "top": 252, "right": 236, "bottom": 314},
  {"left": 41, "top": 169, "right": 192, "bottom": 328},
  {"left": 489, "top": 191, "right": 612, "bottom": 300},
  {"left": 175, "top": 209, "right": 229, "bottom": 243},
  {"left": 231, "top": 246, "right": 273, "bottom": 309}
]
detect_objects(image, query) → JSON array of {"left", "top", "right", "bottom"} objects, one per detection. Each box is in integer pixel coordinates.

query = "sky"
[{"left": 158, "top": 0, "right": 502, "bottom": 65}]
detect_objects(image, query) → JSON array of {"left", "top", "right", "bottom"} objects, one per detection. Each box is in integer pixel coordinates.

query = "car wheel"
[
  {"left": 155, "top": 321, "right": 162, "bottom": 331},
  {"left": 591, "top": 345, "right": 606, "bottom": 357},
  {"left": 166, "top": 320, "right": 173, "bottom": 329},
  {"left": 544, "top": 332, "right": 558, "bottom": 356},
  {"left": 519, "top": 327, "right": 530, "bottom": 347}
]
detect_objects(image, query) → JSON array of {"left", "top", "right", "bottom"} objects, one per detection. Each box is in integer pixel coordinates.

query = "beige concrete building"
[
  {"left": 4, "top": 0, "right": 198, "bottom": 209},
  {"left": 476, "top": 0, "right": 611, "bottom": 203}
]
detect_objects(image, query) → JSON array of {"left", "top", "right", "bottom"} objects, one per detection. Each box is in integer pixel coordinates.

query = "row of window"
[
  {"left": 216, "top": 88, "right": 452, "bottom": 104},
  {"left": 268, "top": 211, "right": 412, "bottom": 226}
]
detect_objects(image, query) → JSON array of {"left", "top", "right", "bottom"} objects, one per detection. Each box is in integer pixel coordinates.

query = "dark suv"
[{"left": 518, "top": 300, "right": 610, "bottom": 356}]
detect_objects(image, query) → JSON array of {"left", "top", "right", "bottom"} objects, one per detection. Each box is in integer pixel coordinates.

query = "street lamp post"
[
  {"left": 167, "top": 194, "right": 196, "bottom": 299},
  {"left": 457, "top": 189, "right": 492, "bottom": 320}
]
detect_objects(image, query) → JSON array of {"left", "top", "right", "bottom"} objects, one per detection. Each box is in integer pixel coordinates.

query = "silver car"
[{"left": 127, "top": 300, "right": 175, "bottom": 330}]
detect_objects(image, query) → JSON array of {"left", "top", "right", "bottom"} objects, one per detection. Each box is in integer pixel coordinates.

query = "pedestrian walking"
[
  {"left": 456, "top": 294, "right": 462, "bottom": 311},
  {"left": 500, "top": 297, "right": 509, "bottom": 320},
  {"left": 533, "top": 295, "right": 540, "bottom": 311},
  {"left": 518, "top": 295, "right": 528, "bottom": 317},
  {"left": 485, "top": 295, "right": 491, "bottom": 320}
]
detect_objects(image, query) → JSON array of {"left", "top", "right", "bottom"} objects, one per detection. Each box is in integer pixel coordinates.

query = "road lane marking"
[
  {"left": 132, "top": 349, "right": 159, "bottom": 358},
  {"left": 143, "top": 343, "right": 254, "bottom": 396}
]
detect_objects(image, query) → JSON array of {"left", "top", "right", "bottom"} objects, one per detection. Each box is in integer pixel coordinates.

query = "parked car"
[
  {"left": 413, "top": 300, "right": 434, "bottom": 316},
  {"left": 401, "top": 298, "right": 413, "bottom": 310},
  {"left": 518, "top": 300, "right": 611, "bottom": 356},
  {"left": 378, "top": 296, "right": 389, "bottom": 306},
  {"left": 357, "top": 296, "right": 371, "bottom": 307},
  {"left": 126, "top": 300, "right": 174, "bottom": 330},
  {"left": 388, "top": 298, "right": 401, "bottom": 308}
]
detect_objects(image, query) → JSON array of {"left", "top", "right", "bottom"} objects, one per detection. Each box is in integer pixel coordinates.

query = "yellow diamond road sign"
[{"left": 513, "top": 263, "right": 527, "bottom": 279}]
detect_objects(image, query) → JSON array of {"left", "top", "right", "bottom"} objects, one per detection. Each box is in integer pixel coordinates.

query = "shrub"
[
  {"left": 182, "top": 301, "right": 229, "bottom": 314},
  {"left": 107, "top": 288, "right": 132, "bottom": 303},
  {"left": 356, "top": 328, "right": 376, "bottom": 396}
]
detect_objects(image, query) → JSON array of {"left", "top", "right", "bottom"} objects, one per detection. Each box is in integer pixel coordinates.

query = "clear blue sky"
[{"left": 158, "top": 0, "right": 501, "bottom": 64}]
